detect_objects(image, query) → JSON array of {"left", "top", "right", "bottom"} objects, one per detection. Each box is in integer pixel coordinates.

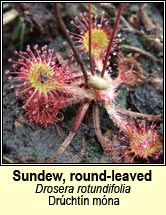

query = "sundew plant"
[{"left": 5, "top": 3, "right": 163, "bottom": 163}]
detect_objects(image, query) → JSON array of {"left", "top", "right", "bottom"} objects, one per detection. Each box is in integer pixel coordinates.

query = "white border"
[{"left": 1, "top": 1, "right": 165, "bottom": 166}]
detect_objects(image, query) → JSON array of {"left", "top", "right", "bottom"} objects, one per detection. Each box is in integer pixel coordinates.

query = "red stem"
[
  {"left": 72, "top": 102, "right": 90, "bottom": 132},
  {"left": 101, "top": 3, "right": 124, "bottom": 78},
  {"left": 88, "top": 3, "right": 95, "bottom": 75},
  {"left": 93, "top": 103, "right": 112, "bottom": 152},
  {"left": 54, "top": 3, "right": 88, "bottom": 83}
]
